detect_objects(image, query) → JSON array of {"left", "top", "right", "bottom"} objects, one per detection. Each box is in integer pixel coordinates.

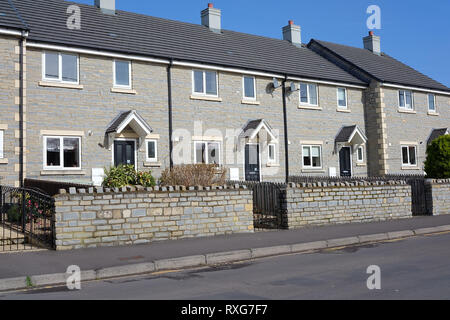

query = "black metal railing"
[{"left": 0, "top": 185, "right": 55, "bottom": 252}]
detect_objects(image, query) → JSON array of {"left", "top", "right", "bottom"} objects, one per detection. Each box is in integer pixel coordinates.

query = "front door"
[
  {"left": 245, "top": 144, "right": 260, "bottom": 182},
  {"left": 339, "top": 146, "right": 352, "bottom": 177},
  {"left": 114, "top": 140, "right": 136, "bottom": 167}
]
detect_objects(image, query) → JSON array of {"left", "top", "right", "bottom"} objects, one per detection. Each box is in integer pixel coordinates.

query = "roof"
[
  {"left": 335, "top": 125, "right": 367, "bottom": 144},
  {"left": 428, "top": 128, "right": 448, "bottom": 145},
  {"left": 0, "top": 0, "right": 28, "bottom": 30},
  {"left": 0, "top": 0, "right": 365, "bottom": 86},
  {"left": 106, "top": 110, "right": 152, "bottom": 135},
  {"left": 310, "top": 39, "right": 450, "bottom": 92}
]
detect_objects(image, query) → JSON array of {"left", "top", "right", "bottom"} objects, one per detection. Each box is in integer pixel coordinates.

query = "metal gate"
[
  {"left": 0, "top": 185, "right": 55, "bottom": 252},
  {"left": 408, "top": 178, "right": 427, "bottom": 216},
  {"left": 252, "top": 182, "right": 287, "bottom": 229}
]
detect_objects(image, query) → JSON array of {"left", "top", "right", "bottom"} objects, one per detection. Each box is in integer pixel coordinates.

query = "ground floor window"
[
  {"left": 194, "top": 141, "right": 221, "bottom": 165},
  {"left": 402, "top": 145, "right": 417, "bottom": 166},
  {"left": 302, "top": 145, "right": 322, "bottom": 168},
  {"left": 44, "top": 136, "right": 81, "bottom": 170},
  {"left": 0, "top": 130, "right": 3, "bottom": 159},
  {"left": 146, "top": 139, "right": 158, "bottom": 162}
]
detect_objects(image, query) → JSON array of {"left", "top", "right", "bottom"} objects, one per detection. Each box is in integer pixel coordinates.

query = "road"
[{"left": 2, "top": 233, "right": 450, "bottom": 300}]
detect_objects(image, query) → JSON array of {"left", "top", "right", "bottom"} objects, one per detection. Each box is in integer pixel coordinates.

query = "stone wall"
[
  {"left": 284, "top": 181, "right": 412, "bottom": 228},
  {"left": 425, "top": 179, "right": 450, "bottom": 216},
  {"left": 54, "top": 185, "right": 254, "bottom": 250}
]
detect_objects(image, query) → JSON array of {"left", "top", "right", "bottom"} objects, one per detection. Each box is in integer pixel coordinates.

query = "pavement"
[
  {"left": 1, "top": 214, "right": 450, "bottom": 292},
  {"left": 4, "top": 232, "right": 450, "bottom": 300}
]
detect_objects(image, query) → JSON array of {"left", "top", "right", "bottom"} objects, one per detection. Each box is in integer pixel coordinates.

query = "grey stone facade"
[{"left": 425, "top": 180, "right": 450, "bottom": 216}]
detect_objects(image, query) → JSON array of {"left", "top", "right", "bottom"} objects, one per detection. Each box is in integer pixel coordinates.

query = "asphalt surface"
[
  {"left": 2, "top": 232, "right": 450, "bottom": 300},
  {"left": 2, "top": 215, "right": 450, "bottom": 279}
]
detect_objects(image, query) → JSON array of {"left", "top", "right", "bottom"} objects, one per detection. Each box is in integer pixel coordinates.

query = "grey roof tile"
[
  {"left": 428, "top": 128, "right": 448, "bottom": 145},
  {"left": 0, "top": 0, "right": 28, "bottom": 30}
]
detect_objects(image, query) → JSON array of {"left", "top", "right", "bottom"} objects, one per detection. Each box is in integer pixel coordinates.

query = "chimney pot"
[
  {"left": 208, "top": 3, "right": 214, "bottom": 8},
  {"left": 201, "top": 4, "right": 222, "bottom": 33},
  {"left": 289, "top": 20, "right": 294, "bottom": 25},
  {"left": 369, "top": 31, "right": 374, "bottom": 36},
  {"left": 283, "top": 21, "right": 302, "bottom": 47}
]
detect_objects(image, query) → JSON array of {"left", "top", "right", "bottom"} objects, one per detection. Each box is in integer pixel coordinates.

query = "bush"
[
  {"left": 160, "top": 164, "right": 226, "bottom": 187},
  {"left": 102, "top": 165, "right": 156, "bottom": 188},
  {"left": 424, "top": 135, "right": 450, "bottom": 178},
  {"left": 7, "top": 205, "right": 21, "bottom": 223}
]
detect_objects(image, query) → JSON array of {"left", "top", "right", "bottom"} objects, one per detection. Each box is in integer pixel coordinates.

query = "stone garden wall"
[
  {"left": 54, "top": 185, "right": 254, "bottom": 250},
  {"left": 425, "top": 179, "right": 450, "bottom": 216}
]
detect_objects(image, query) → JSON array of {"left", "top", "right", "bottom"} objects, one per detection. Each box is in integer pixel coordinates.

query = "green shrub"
[
  {"left": 424, "top": 135, "right": 450, "bottom": 178},
  {"left": 160, "top": 164, "right": 226, "bottom": 187},
  {"left": 102, "top": 165, "right": 156, "bottom": 188},
  {"left": 7, "top": 205, "right": 21, "bottom": 223}
]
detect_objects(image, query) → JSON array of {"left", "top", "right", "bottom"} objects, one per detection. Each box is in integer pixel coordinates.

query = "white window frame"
[
  {"left": 192, "top": 70, "right": 219, "bottom": 97},
  {"left": 337, "top": 87, "right": 348, "bottom": 109},
  {"left": 428, "top": 93, "right": 436, "bottom": 112},
  {"left": 268, "top": 143, "right": 276, "bottom": 164},
  {"left": 43, "top": 136, "right": 82, "bottom": 171},
  {"left": 242, "top": 75, "right": 257, "bottom": 100},
  {"left": 113, "top": 59, "right": 132, "bottom": 89},
  {"left": 0, "top": 130, "right": 4, "bottom": 159},
  {"left": 194, "top": 141, "right": 221, "bottom": 165},
  {"left": 398, "top": 90, "right": 414, "bottom": 110},
  {"left": 302, "top": 145, "right": 323, "bottom": 169},
  {"left": 145, "top": 139, "right": 158, "bottom": 163},
  {"left": 401, "top": 145, "right": 418, "bottom": 167},
  {"left": 357, "top": 145, "right": 364, "bottom": 163},
  {"left": 299, "top": 83, "right": 319, "bottom": 106},
  {"left": 42, "top": 51, "right": 80, "bottom": 84}
]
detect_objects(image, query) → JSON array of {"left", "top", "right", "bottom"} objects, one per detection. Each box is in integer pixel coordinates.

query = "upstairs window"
[
  {"left": 193, "top": 70, "right": 218, "bottom": 96},
  {"left": 299, "top": 83, "right": 318, "bottom": 106},
  {"left": 243, "top": 76, "right": 256, "bottom": 100},
  {"left": 399, "top": 90, "right": 413, "bottom": 110},
  {"left": 194, "top": 141, "right": 221, "bottom": 165},
  {"left": 43, "top": 52, "right": 79, "bottom": 83},
  {"left": 402, "top": 145, "right": 417, "bottom": 166},
  {"left": 44, "top": 136, "right": 81, "bottom": 170},
  {"left": 146, "top": 140, "right": 158, "bottom": 162},
  {"left": 337, "top": 88, "right": 347, "bottom": 108},
  {"left": 114, "top": 60, "right": 132, "bottom": 88},
  {"left": 428, "top": 94, "right": 436, "bottom": 112},
  {"left": 0, "top": 130, "right": 3, "bottom": 159},
  {"left": 302, "top": 145, "right": 322, "bottom": 168}
]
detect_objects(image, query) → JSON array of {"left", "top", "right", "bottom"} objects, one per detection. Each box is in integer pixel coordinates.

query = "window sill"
[
  {"left": 0, "top": 159, "right": 8, "bottom": 164},
  {"left": 143, "top": 162, "right": 161, "bottom": 168},
  {"left": 427, "top": 112, "right": 439, "bottom": 116},
  {"left": 398, "top": 109, "right": 416, "bottom": 114},
  {"left": 190, "top": 95, "right": 222, "bottom": 102},
  {"left": 39, "top": 81, "right": 83, "bottom": 90},
  {"left": 41, "top": 170, "right": 86, "bottom": 176},
  {"left": 401, "top": 166, "right": 420, "bottom": 170},
  {"left": 267, "top": 163, "right": 280, "bottom": 167},
  {"left": 356, "top": 163, "right": 367, "bottom": 167},
  {"left": 298, "top": 105, "right": 322, "bottom": 111},
  {"left": 111, "top": 88, "right": 137, "bottom": 95},
  {"left": 336, "top": 108, "right": 351, "bottom": 113},
  {"left": 302, "top": 169, "right": 326, "bottom": 173},
  {"left": 241, "top": 99, "right": 260, "bottom": 105}
]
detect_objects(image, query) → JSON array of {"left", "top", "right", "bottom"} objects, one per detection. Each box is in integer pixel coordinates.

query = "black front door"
[
  {"left": 114, "top": 140, "right": 135, "bottom": 167},
  {"left": 245, "top": 144, "right": 260, "bottom": 182},
  {"left": 339, "top": 147, "right": 352, "bottom": 177}
]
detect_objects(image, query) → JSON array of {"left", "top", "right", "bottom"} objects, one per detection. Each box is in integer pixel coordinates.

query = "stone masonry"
[
  {"left": 54, "top": 185, "right": 254, "bottom": 250},
  {"left": 284, "top": 181, "right": 412, "bottom": 228},
  {"left": 425, "top": 179, "right": 450, "bottom": 216}
]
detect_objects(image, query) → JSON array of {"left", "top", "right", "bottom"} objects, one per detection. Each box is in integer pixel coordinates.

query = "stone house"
[{"left": 0, "top": 0, "right": 448, "bottom": 187}]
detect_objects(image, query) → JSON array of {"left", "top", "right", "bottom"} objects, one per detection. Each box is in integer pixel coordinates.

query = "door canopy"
[
  {"left": 239, "top": 119, "right": 278, "bottom": 143},
  {"left": 335, "top": 125, "right": 367, "bottom": 147},
  {"left": 105, "top": 110, "right": 153, "bottom": 147}
]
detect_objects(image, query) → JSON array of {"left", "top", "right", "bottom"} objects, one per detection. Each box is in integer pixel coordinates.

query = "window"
[
  {"left": 399, "top": 90, "right": 413, "bottom": 110},
  {"left": 299, "top": 83, "right": 318, "bottom": 106},
  {"left": 402, "top": 145, "right": 417, "bottom": 166},
  {"left": 43, "top": 52, "right": 79, "bottom": 83},
  {"left": 44, "top": 136, "right": 81, "bottom": 170},
  {"left": 146, "top": 140, "right": 158, "bottom": 162},
  {"left": 357, "top": 146, "right": 364, "bottom": 163},
  {"left": 302, "top": 145, "right": 322, "bottom": 168},
  {"left": 0, "top": 130, "right": 3, "bottom": 159},
  {"left": 114, "top": 60, "right": 132, "bottom": 88},
  {"left": 243, "top": 76, "right": 256, "bottom": 100},
  {"left": 268, "top": 144, "right": 276, "bottom": 163},
  {"left": 428, "top": 94, "right": 436, "bottom": 112},
  {"left": 193, "top": 70, "right": 218, "bottom": 96},
  {"left": 337, "top": 88, "right": 347, "bottom": 108},
  {"left": 194, "top": 141, "right": 221, "bottom": 165}
]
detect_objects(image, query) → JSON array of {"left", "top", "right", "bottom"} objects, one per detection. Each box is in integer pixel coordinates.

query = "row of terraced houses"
[{"left": 0, "top": 0, "right": 449, "bottom": 188}]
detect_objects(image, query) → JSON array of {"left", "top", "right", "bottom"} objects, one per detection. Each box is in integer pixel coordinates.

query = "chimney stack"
[
  {"left": 283, "top": 20, "right": 302, "bottom": 47},
  {"left": 363, "top": 31, "right": 381, "bottom": 55},
  {"left": 95, "top": 0, "right": 115, "bottom": 15},
  {"left": 201, "top": 3, "right": 222, "bottom": 33}
]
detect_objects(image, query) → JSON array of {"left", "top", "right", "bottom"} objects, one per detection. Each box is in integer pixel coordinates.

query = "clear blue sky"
[{"left": 73, "top": 0, "right": 450, "bottom": 87}]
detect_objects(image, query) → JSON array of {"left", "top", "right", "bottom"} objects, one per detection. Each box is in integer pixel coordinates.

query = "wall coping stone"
[{"left": 286, "top": 180, "right": 408, "bottom": 189}]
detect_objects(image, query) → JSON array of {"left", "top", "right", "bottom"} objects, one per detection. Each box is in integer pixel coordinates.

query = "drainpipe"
[
  {"left": 282, "top": 76, "right": 290, "bottom": 184},
  {"left": 167, "top": 59, "right": 174, "bottom": 169},
  {"left": 19, "top": 31, "right": 28, "bottom": 188}
]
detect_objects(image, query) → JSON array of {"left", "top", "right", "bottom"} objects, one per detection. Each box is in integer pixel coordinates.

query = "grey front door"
[
  {"left": 245, "top": 144, "right": 260, "bottom": 182},
  {"left": 114, "top": 140, "right": 135, "bottom": 167},
  {"left": 339, "top": 147, "right": 352, "bottom": 177}
]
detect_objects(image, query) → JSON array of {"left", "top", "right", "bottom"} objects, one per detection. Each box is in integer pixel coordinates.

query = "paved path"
[
  {"left": 3, "top": 232, "right": 450, "bottom": 300},
  {"left": 1, "top": 215, "right": 450, "bottom": 279}
]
